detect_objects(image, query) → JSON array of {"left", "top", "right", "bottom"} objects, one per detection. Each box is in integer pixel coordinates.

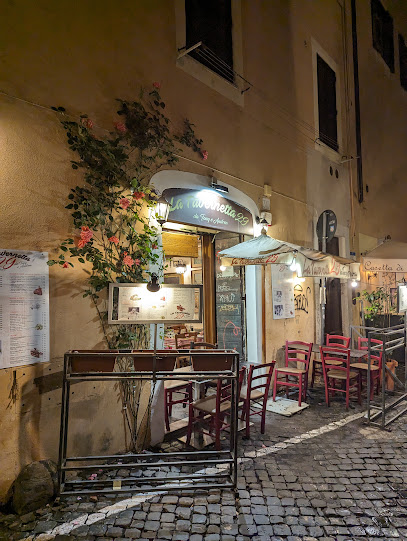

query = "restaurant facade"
[{"left": 1, "top": 0, "right": 407, "bottom": 501}]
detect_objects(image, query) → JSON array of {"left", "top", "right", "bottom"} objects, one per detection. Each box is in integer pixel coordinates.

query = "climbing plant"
[{"left": 48, "top": 83, "right": 206, "bottom": 349}]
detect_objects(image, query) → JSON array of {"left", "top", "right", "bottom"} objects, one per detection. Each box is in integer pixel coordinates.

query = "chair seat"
[
  {"left": 165, "top": 379, "right": 189, "bottom": 390},
  {"left": 276, "top": 367, "right": 307, "bottom": 375},
  {"left": 326, "top": 369, "right": 358, "bottom": 380},
  {"left": 350, "top": 363, "right": 380, "bottom": 371},
  {"left": 192, "top": 396, "right": 232, "bottom": 414},
  {"left": 240, "top": 385, "right": 264, "bottom": 400},
  {"left": 314, "top": 359, "right": 342, "bottom": 365}
]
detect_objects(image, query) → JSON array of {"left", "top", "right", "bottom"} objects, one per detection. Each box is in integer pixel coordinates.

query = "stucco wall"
[{"left": 0, "top": 0, "right": 358, "bottom": 500}]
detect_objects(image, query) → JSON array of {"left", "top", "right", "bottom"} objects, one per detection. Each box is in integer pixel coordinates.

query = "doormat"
[{"left": 253, "top": 396, "right": 309, "bottom": 416}]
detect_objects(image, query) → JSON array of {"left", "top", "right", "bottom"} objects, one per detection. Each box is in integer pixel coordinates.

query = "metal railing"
[{"left": 58, "top": 350, "right": 239, "bottom": 496}]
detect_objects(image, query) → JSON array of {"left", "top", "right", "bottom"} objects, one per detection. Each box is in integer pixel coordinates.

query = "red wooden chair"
[
  {"left": 352, "top": 337, "right": 383, "bottom": 398},
  {"left": 272, "top": 341, "right": 312, "bottom": 406},
  {"left": 310, "top": 334, "right": 351, "bottom": 387},
  {"left": 240, "top": 362, "right": 275, "bottom": 438},
  {"left": 186, "top": 367, "right": 246, "bottom": 450},
  {"left": 320, "top": 346, "right": 361, "bottom": 409},
  {"left": 164, "top": 365, "right": 193, "bottom": 431}
]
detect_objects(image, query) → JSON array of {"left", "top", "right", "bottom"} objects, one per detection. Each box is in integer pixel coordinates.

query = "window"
[
  {"left": 185, "top": 0, "right": 234, "bottom": 83},
  {"left": 399, "top": 34, "right": 407, "bottom": 91},
  {"left": 371, "top": 0, "right": 394, "bottom": 72},
  {"left": 317, "top": 54, "right": 338, "bottom": 152}
]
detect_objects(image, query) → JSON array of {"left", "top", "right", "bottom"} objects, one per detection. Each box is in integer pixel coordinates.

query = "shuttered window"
[
  {"left": 185, "top": 0, "right": 234, "bottom": 83},
  {"left": 371, "top": 0, "right": 394, "bottom": 73},
  {"left": 399, "top": 34, "right": 407, "bottom": 92},
  {"left": 317, "top": 54, "right": 338, "bottom": 152}
]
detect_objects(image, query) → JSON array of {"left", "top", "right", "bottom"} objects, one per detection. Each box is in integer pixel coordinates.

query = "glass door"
[{"left": 214, "top": 232, "right": 246, "bottom": 360}]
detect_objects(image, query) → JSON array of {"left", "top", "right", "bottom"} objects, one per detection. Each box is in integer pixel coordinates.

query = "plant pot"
[
  {"left": 191, "top": 350, "right": 235, "bottom": 371},
  {"left": 132, "top": 352, "right": 178, "bottom": 372},
  {"left": 70, "top": 350, "right": 118, "bottom": 372}
]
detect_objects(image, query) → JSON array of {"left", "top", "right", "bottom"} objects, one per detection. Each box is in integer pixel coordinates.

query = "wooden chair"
[
  {"left": 186, "top": 367, "right": 245, "bottom": 450},
  {"left": 351, "top": 337, "right": 383, "bottom": 398},
  {"left": 273, "top": 341, "right": 312, "bottom": 406},
  {"left": 190, "top": 341, "right": 217, "bottom": 349},
  {"left": 310, "top": 334, "right": 351, "bottom": 387},
  {"left": 320, "top": 346, "right": 361, "bottom": 409},
  {"left": 164, "top": 365, "right": 193, "bottom": 431},
  {"left": 241, "top": 362, "right": 275, "bottom": 438},
  {"left": 175, "top": 332, "right": 199, "bottom": 349}
]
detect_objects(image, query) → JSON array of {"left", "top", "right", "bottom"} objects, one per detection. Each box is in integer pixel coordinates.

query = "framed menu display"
[
  {"left": 0, "top": 249, "right": 49, "bottom": 369},
  {"left": 108, "top": 283, "right": 203, "bottom": 324},
  {"left": 397, "top": 283, "right": 407, "bottom": 313}
]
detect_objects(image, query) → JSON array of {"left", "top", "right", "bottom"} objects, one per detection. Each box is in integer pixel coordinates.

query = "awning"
[
  {"left": 363, "top": 240, "right": 407, "bottom": 273},
  {"left": 219, "top": 231, "right": 360, "bottom": 280}
]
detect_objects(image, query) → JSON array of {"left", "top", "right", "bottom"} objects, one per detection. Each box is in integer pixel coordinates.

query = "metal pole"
[
  {"left": 381, "top": 331, "right": 387, "bottom": 429},
  {"left": 367, "top": 332, "right": 371, "bottom": 422}
]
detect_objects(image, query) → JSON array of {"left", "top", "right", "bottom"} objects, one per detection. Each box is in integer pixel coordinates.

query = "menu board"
[
  {"left": 215, "top": 234, "right": 245, "bottom": 359},
  {"left": 0, "top": 250, "right": 49, "bottom": 369},
  {"left": 398, "top": 284, "right": 407, "bottom": 313},
  {"left": 271, "top": 265, "right": 295, "bottom": 319},
  {"left": 108, "top": 283, "right": 202, "bottom": 324}
]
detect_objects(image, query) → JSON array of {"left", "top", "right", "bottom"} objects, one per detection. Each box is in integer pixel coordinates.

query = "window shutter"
[
  {"left": 185, "top": 0, "right": 234, "bottom": 83},
  {"left": 317, "top": 54, "right": 338, "bottom": 152}
]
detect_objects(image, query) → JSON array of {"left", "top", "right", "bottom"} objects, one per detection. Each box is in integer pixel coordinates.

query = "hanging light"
[
  {"left": 289, "top": 252, "right": 298, "bottom": 271},
  {"left": 155, "top": 195, "right": 170, "bottom": 226},
  {"left": 351, "top": 280, "right": 358, "bottom": 288},
  {"left": 220, "top": 265, "right": 226, "bottom": 272},
  {"left": 147, "top": 273, "right": 161, "bottom": 292},
  {"left": 175, "top": 261, "right": 187, "bottom": 274}
]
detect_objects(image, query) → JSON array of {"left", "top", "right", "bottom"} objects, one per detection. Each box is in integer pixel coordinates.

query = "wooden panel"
[
  {"left": 162, "top": 232, "right": 198, "bottom": 257},
  {"left": 202, "top": 235, "right": 216, "bottom": 344}
]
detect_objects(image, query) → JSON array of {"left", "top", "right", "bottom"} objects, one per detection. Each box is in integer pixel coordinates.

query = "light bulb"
[
  {"left": 351, "top": 280, "right": 358, "bottom": 288},
  {"left": 220, "top": 265, "right": 226, "bottom": 272}
]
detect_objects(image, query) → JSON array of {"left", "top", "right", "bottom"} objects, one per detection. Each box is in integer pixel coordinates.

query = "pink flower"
[
  {"left": 114, "top": 122, "right": 127, "bottom": 133},
  {"left": 123, "top": 255, "right": 134, "bottom": 266},
  {"left": 134, "top": 259, "right": 141, "bottom": 266},
  {"left": 152, "top": 243, "right": 158, "bottom": 250},
  {"left": 81, "top": 118, "right": 93, "bottom": 129},
  {"left": 77, "top": 239, "right": 87, "bottom": 249},
  {"left": 62, "top": 262, "right": 69, "bottom": 268},
  {"left": 132, "top": 191, "right": 145, "bottom": 201},
  {"left": 153, "top": 81, "right": 161, "bottom": 89},
  {"left": 80, "top": 226, "right": 93, "bottom": 244},
  {"left": 108, "top": 235, "right": 119, "bottom": 244},
  {"left": 201, "top": 150, "right": 208, "bottom": 160},
  {"left": 119, "top": 198, "right": 130, "bottom": 210}
]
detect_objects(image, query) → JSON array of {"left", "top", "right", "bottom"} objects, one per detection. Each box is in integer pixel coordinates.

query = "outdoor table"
[{"left": 290, "top": 342, "right": 367, "bottom": 360}]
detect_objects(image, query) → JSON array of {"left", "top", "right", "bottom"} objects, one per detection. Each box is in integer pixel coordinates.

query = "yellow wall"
[{"left": 0, "top": 0, "right": 360, "bottom": 500}]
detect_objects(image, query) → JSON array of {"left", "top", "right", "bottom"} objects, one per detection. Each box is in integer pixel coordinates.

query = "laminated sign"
[{"left": 0, "top": 250, "right": 50, "bottom": 369}]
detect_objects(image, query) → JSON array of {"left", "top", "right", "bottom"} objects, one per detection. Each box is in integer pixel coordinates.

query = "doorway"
[{"left": 323, "top": 236, "right": 342, "bottom": 337}]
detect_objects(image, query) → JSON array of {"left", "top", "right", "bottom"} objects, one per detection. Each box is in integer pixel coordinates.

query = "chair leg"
[
  {"left": 272, "top": 373, "right": 277, "bottom": 402},
  {"left": 310, "top": 360, "right": 315, "bottom": 388},
  {"left": 164, "top": 389, "right": 170, "bottom": 431},
  {"left": 260, "top": 398, "right": 267, "bottom": 434},
  {"left": 346, "top": 380, "right": 350, "bottom": 410},
  {"left": 298, "top": 376, "right": 302, "bottom": 407},
  {"left": 245, "top": 399, "right": 251, "bottom": 438},
  {"left": 285, "top": 375, "right": 289, "bottom": 399},
  {"left": 323, "top": 372, "right": 330, "bottom": 407},
  {"left": 214, "top": 414, "right": 221, "bottom": 451},
  {"left": 186, "top": 404, "right": 193, "bottom": 446},
  {"left": 168, "top": 390, "right": 173, "bottom": 417}
]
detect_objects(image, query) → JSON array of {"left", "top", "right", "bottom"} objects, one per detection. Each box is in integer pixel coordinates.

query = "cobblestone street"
[{"left": 2, "top": 393, "right": 407, "bottom": 541}]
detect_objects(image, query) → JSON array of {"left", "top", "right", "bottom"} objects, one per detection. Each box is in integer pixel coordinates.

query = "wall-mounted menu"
[
  {"left": 0, "top": 250, "right": 49, "bottom": 369},
  {"left": 215, "top": 235, "right": 245, "bottom": 359},
  {"left": 108, "top": 284, "right": 203, "bottom": 324},
  {"left": 271, "top": 265, "right": 295, "bottom": 319}
]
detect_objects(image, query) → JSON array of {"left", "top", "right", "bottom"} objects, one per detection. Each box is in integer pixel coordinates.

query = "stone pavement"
[{"left": 1, "top": 388, "right": 407, "bottom": 541}]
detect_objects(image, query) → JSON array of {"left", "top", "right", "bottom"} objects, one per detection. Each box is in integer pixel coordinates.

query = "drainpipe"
[{"left": 351, "top": 0, "right": 364, "bottom": 203}]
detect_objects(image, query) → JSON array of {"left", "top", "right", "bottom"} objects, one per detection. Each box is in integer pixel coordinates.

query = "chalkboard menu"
[{"left": 215, "top": 234, "right": 245, "bottom": 359}]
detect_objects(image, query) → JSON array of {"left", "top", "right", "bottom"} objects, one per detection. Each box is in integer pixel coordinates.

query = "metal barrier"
[
  {"left": 350, "top": 324, "right": 407, "bottom": 429},
  {"left": 58, "top": 350, "right": 239, "bottom": 496}
]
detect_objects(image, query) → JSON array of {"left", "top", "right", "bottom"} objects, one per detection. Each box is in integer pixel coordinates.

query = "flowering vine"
[{"left": 49, "top": 83, "right": 206, "bottom": 349}]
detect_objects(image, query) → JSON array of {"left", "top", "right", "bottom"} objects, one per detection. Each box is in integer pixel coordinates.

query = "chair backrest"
[
  {"left": 320, "top": 346, "right": 350, "bottom": 374},
  {"left": 170, "top": 324, "right": 187, "bottom": 334},
  {"left": 285, "top": 341, "right": 313, "bottom": 368},
  {"left": 175, "top": 332, "right": 199, "bottom": 348},
  {"left": 326, "top": 334, "right": 350, "bottom": 348},
  {"left": 216, "top": 367, "right": 246, "bottom": 414},
  {"left": 357, "top": 337, "right": 383, "bottom": 351},
  {"left": 190, "top": 341, "right": 217, "bottom": 349},
  {"left": 246, "top": 361, "right": 276, "bottom": 400}
]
